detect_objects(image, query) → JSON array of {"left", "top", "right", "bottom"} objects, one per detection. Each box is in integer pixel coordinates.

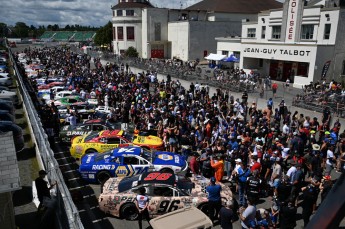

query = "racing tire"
[
  {"left": 85, "top": 148, "right": 97, "bottom": 154},
  {"left": 159, "top": 168, "right": 174, "bottom": 174},
  {"left": 120, "top": 203, "right": 138, "bottom": 220},
  {"left": 97, "top": 171, "right": 111, "bottom": 184}
]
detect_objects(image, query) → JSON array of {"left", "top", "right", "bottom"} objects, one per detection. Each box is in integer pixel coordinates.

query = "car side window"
[
  {"left": 111, "top": 157, "right": 121, "bottom": 164},
  {"left": 153, "top": 186, "right": 174, "bottom": 197},
  {"left": 123, "top": 156, "right": 139, "bottom": 165},
  {"left": 139, "top": 158, "right": 149, "bottom": 165},
  {"left": 107, "top": 137, "right": 121, "bottom": 144},
  {"left": 93, "top": 125, "right": 103, "bottom": 131}
]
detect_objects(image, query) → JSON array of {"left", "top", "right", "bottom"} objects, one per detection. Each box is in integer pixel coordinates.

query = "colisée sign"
[
  {"left": 243, "top": 47, "right": 311, "bottom": 57},
  {"left": 286, "top": 0, "right": 301, "bottom": 41}
]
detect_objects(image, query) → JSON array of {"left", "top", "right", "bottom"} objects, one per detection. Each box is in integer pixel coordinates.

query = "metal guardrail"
[{"left": 8, "top": 48, "right": 84, "bottom": 229}]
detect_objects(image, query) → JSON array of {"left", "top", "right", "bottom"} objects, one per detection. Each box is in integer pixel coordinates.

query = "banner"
[{"left": 321, "top": 60, "right": 331, "bottom": 80}]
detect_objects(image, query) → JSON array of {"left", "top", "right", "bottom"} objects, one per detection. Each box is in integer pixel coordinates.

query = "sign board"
[{"left": 286, "top": 0, "right": 301, "bottom": 42}]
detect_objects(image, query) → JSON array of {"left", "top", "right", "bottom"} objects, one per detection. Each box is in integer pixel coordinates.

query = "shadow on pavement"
[
  {"left": 12, "top": 186, "right": 33, "bottom": 207},
  {"left": 16, "top": 147, "right": 36, "bottom": 161},
  {"left": 15, "top": 211, "right": 40, "bottom": 229}
]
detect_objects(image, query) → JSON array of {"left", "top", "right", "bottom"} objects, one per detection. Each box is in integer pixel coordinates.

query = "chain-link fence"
[{"left": 8, "top": 48, "right": 84, "bottom": 229}]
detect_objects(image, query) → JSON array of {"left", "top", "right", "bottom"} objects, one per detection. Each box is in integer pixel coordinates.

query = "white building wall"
[{"left": 168, "top": 22, "right": 190, "bottom": 60}]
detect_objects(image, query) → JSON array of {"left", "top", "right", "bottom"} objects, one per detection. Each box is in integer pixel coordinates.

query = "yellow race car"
[{"left": 70, "top": 130, "right": 163, "bottom": 159}]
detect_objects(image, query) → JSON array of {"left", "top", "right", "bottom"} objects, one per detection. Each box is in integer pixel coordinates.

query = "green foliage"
[
  {"left": 94, "top": 21, "right": 112, "bottom": 49},
  {"left": 125, "top": 46, "right": 139, "bottom": 57}
]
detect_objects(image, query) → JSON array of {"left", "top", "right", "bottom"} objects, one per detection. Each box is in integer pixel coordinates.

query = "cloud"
[{"left": 0, "top": 0, "right": 200, "bottom": 27}]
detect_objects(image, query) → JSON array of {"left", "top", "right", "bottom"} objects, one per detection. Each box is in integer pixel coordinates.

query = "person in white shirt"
[
  {"left": 286, "top": 162, "right": 297, "bottom": 185},
  {"left": 65, "top": 112, "right": 77, "bottom": 127},
  {"left": 282, "top": 122, "right": 290, "bottom": 135},
  {"left": 325, "top": 145, "right": 336, "bottom": 175},
  {"left": 135, "top": 187, "right": 151, "bottom": 229}
]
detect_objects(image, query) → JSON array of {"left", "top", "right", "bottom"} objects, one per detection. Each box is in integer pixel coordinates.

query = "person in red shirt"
[
  {"left": 189, "top": 152, "right": 200, "bottom": 177},
  {"left": 272, "top": 83, "right": 278, "bottom": 98},
  {"left": 251, "top": 155, "right": 262, "bottom": 172}
]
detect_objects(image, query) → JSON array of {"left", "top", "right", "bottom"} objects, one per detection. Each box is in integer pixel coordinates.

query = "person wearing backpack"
[{"left": 236, "top": 159, "right": 251, "bottom": 207}]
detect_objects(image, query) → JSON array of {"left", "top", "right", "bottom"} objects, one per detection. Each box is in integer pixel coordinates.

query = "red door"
[{"left": 269, "top": 61, "right": 279, "bottom": 80}]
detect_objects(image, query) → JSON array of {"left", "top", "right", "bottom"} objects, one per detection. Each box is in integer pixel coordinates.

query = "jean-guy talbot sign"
[{"left": 243, "top": 47, "right": 311, "bottom": 57}]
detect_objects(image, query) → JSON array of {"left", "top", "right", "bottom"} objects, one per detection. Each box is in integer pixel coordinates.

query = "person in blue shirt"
[
  {"left": 237, "top": 160, "right": 251, "bottom": 207},
  {"left": 228, "top": 136, "right": 239, "bottom": 151},
  {"left": 206, "top": 177, "right": 222, "bottom": 222}
]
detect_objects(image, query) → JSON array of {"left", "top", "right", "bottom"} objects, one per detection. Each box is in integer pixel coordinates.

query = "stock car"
[
  {"left": 70, "top": 130, "right": 163, "bottom": 159},
  {"left": 59, "top": 119, "right": 116, "bottom": 143},
  {"left": 98, "top": 171, "right": 234, "bottom": 220},
  {"left": 79, "top": 146, "right": 188, "bottom": 183}
]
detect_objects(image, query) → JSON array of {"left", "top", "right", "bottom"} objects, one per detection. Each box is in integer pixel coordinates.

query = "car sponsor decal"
[
  {"left": 115, "top": 165, "right": 132, "bottom": 176},
  {"left": 144, "top": 172, "right": 172, "bottom": 181},
  {"left": 158, "top": 200, "right": 181, "bottom": 213},
  {"left": 88, "top": 174, "right": 95, "bottom": 179},
  {"left": 92, "top": 165, "right": 116, "bottom": 170},
  {"left": 157, "top": 154, "right": 173, "bottom": 161},
  {"left": 86, "top": 155, "right": 92, "bottom": 163},
  {"left": 174, "top": 155, "right": 180, "bottom": 164},
  {"left": 75, "top": 145, "right": 83, "bottom": 154},
  {"left": 137, "top": 136, "right": 145, "bottom": 143}
]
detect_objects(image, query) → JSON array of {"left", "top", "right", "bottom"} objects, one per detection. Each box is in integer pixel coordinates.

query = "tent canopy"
[
  {"left": 222, "top": 54, "right": 239, "bottom": 62},
  {"left": 205, "top": 53, "right": 226, "bottom": 61}
]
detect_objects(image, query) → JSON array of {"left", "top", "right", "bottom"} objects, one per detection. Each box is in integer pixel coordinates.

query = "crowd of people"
[{"left": 15, "top": 46, "right": 344, "bottom": 229}]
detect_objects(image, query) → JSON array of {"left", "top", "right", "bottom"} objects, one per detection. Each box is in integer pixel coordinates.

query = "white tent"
[{"left": 205, "top": 53, "right": 226, "bottom": 61}]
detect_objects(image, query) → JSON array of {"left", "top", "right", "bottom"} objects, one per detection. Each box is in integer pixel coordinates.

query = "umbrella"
[{"left": 222, "top": 54, "right": 239, "bottom": 62}]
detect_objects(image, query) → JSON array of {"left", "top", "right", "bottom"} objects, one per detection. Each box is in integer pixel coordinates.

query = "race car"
[
  {"left": 70, "top": 130, "right": 163, "bottom": 159},
  {"left": 59, "top": 119, "right": 116, "bottom": 143},
  {"left": 98, "top": 171, "right": 234, "bottom": 220},
  {"left": 79, "top": 146, "right": 188, "bottom": 183},
  {"left": 117, "top": 131, "right": 163, "bottom": 150}
]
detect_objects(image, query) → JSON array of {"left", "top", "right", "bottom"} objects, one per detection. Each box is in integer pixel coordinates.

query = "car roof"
[
  {"left": 84, "top": 119, "right": 105, "bottom": 124},
  {"left": 138, "top": 171, "right": 177, "bottom": 186},
  {"left": 112, "top": 146, "right": 142, "bottom": 156}
]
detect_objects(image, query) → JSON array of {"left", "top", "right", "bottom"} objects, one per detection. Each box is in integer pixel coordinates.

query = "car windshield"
[
  {"left": 84, "top": 132, "right": 100, "bottom": 142},
  {"left": 123, "top": 132, "right": 134, "bottom": 141},
  {"left": 118, "top": 175, "right": 141, "bottom": 193},
  {"left": 95, "top": 151, "right": 112, "bottom": 162},
  {"left": 176, "top": 177, "right": 195, "bottom": 194},
  {"left": 141, "top": 148, "right": 152, "bottom": 162}
]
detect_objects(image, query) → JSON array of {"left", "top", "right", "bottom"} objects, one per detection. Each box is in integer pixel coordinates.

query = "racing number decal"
[
  {"left": 157, "top": 200, "right": 180, "bottom": 213},
  {"left": 137, "top": 136, "right": 145, "bottom": 143},
  {"left": 144, "top": 173, "right": 172, "bottom": 181}
]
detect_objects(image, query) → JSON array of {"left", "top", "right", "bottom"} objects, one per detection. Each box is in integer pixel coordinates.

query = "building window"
[
  {"left": 247, "top": 28, "right": 256, "bottom": 38},
  {"left": 154, "top": 23, "right": 161, "bottom": 41},
  {"left": 222, "top": 51, "right": 229, "bottom": 56},
  {"left": 113, "top": 27, "right": 115, "bottom": 40},
  {"left": 259, "top": 59, "right": 263, "bottom": 67},
  {"left": 233, "top": 51, "right": 240, "bottom": 59},
  {"left": 126, "top": 10, "right": 134, "bottom": 16},
  {"left": 126, "top": 27, "right": 135, "bottom": 40},
  {"left": 113, "top": 11, "right": 115, "bottom": 17},
  {"left": 261, "top": 26, "right": 266, "bottom": 39},
  {"left": 117, "top": 10, "right": 123, "bottom": 16},
  {"left": 301, "top": 25, "right": 314, "bottom": 40},
  {"left": 117, "top": 27, "right": 123, "bottom": 40},
  {"left": 342, "top": 60, "right": 345, "bottom": 75},
  {"left": 272, "top": 26, "right": 281, "bottom": 39},
  {"left": 324, "top": 24, "right": 331, "bottom": 40}
]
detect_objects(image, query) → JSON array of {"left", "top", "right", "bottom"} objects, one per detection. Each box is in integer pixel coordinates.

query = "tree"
[
  {"left": 125, "top": 46, "right": 139, "bottom": 57},
  {"left": 94, "top": 21, "right": 112, "bottom": 50},
  {"left": 13, "top": 22, "right": 29, "bottom": 38}
]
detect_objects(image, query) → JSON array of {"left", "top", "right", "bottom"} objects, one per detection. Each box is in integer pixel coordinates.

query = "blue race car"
[{"left": 79, "top": 146, "right": 188, "bottom": 183}]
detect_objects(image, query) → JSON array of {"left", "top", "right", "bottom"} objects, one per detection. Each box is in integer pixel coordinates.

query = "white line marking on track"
[
  {"left": 68, "top": 177, "right": 81, "bottom": 181},
  {"left": 83, "top": 194, "right": 96, "bottom": 198},
  {"left": 78, "top": 206, "right": 99, "bottom": 213},
  {"left": 92, "top": 218, "right": 107, "bottom": 223},
  {"left": 69, "top": 186, "right": 86, "bottom": 191}
]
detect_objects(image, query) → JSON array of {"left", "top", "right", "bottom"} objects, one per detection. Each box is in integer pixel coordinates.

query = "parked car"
[
  {"left": 79, "top": 146, "right": 188, "bottom": 183},
  {"left": 0, "top": 90, "right": 18, "bottom": 105},
  {"left": 59, "top": 119, "right": 115, "bottom": 144},
  {"left": 0, "top": 121, "right": 24, "bottom": 152},
  {"left": 0, "top": 74, "right": 12, "bottom": 86},
  {"left": 0, "top": 110, "right": 15, "bottom": 122},
  {"left": 0, "top": 100, "right": 15, "bottom": 115},
  {"left": 98, "top": 171, "right": 233, "bottom": 220}
]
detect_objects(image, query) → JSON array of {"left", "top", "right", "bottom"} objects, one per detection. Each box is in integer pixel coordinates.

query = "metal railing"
[{"left": 8, "top": 48, "right": 84, "bottom": 229}]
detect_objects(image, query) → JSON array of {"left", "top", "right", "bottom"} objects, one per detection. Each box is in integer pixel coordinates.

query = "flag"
[{"left": 321, "top": 60, "right": 331, "bottom": 80}]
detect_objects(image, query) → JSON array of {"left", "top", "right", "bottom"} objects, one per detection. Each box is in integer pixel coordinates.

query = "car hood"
[
  {"left": 80, "top": 153, "right": 97, "bottom": 165},
  {"left": 153, "top": 152, "right": 187, "bottom": 168},
  {"left": 71, "top": 135, "right": 84, "bottom": 144}
]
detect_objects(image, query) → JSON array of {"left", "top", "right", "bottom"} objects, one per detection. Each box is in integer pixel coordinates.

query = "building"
[
  {"left": 216, "top": 0, "right": 345, "bottom": 87},
  {"left": 111, "top": 0, "right": 282, "bottom": 61}
]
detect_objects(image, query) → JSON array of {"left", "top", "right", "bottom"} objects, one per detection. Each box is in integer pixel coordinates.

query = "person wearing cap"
[
  {"left": 206, "top": 177, "right": 222, "bottom": 222},
  {"left": 35, "top": 170, "right": 57, "bottom": 212}
]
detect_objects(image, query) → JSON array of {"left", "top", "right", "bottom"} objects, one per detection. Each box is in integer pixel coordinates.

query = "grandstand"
[
  {"left": 39, "top": 31, "right": 55, "bottom": 40},
  {"left": 39, "top": 31, "right": 96, "bottom": 42},
  {"left": 72, "top": 31, "right": 96, "bottom": 41}
]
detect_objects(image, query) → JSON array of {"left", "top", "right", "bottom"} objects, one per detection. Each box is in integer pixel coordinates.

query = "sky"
[
  {"left": 0, "top": 0, "right": 284, "bottom": 28},
  {"left": 0, "top": 0, "right": 202, "bottom": 28}
]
